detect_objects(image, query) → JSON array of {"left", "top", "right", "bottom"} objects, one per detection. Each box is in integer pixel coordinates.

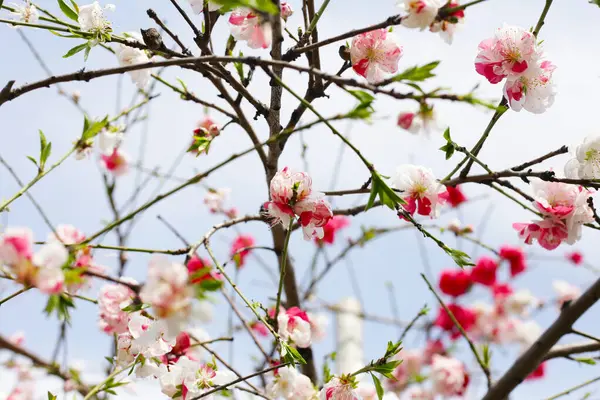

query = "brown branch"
[
  {"left": 482, "top": 276, "right": 600, "bottom": 399},
  {"left": 544, "top": 341, "right": 600, "bottom": 361},
  {"left": 511, "top": 145, "right": 568, "bottom": 171},
  {"left": 147, "top": 8, "right": 192, "bottom": 56}
]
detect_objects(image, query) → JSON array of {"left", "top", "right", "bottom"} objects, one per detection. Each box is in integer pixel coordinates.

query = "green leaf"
[
  {"left": 63, "top": 43, "right": 88, "bottom": 58},
  {"left": 575, "top": 357, "right": 597, "bottom": 365},
  {"left": 392, "top": 61, "right": 441, "bottom": 82},
  {"left": 365, "top": 172, "right": 406, "bottom": 211},
  {"left": 280, "top": 341, "right": 306, "bottom": 365},
  {"left": 48, "top": 392, "right": 57, "bottom": 400},
  {"left": 590, "top": 0, "right": 600, "bottom": 7},
  {"left": 58, "top": 0, "right": 79, "bottom": 21},
  {"left": 26, "top": 155, "right": 39, "bottom": 169},
  {"left": 81, "top": 116, "right": 109, "bottom": 140},
  {"left": 370, "top": 374, "right": 384, "bottom": 400},
  {"left": 69, "top": 0, "right": 79, "bottom": 13},
  {"left": 199, "top": 278, "right": 223, "bottom": 292},
  {"left": 121, "top": 303, "right": 150, "bottom": 312},
  {"left": 41, "top": 142, "right": 52, "bottom": 169},
  {"left": 212, "top": 0, "right": 279, "bottom": 14},
  {"left": 83, "top": 44, "right": 92, "bottom": 61},
  {"left": 439, "top": 128, "right": 455, "bottom": 160},
  {"left": 347, "top": 90, "right": 376, "bottom": 104},
  {"left": 188, "top": 136, "right": 212, "bottom": 155}
]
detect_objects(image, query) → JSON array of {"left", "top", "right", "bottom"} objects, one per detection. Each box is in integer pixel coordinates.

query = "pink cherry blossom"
[
  {"left": 398, "top": 0, "right": 445, "bottom": 30},
  {"left": 280, "top": 2, "right": 293, "bottom": 21},
  {"left": 317, "top": 215, "right": 350, "bottom": 246},
  {"left": 267, "top": 366, "right": 317, "bottom": 400},
  {"left": 139, "top": 256, "right": 193, "bottom": 323},
  {"left": 475, "top": 25, "right": 539, "bottom": 84},
  {"left": 0, "top": 227, "right": 34, "bottom": 266},
  {"left": 49, "top": 225, "right": 85, "bottom": 247},
  {"left": 350, "top": 29, "right": 403, "bottom": 83},
  {"left": 229, "top": 7, "right": 272, "bottom": 49},
  {"left": 504, "top": 60, "right": 556, "bottom": 113},
  {"left": 98, "top": 283, "right": 136, "bottom": 334},
  {"left": 100, "top": 147, "right": 129, "bottom": 176},
  {"left": 320, "top": 376, "right": 361, "bottom": 400},
  {"left": 429, "top": 1, "right": 465, "bottom": 44},
  {"left": 392, "top": 164, "right": 445, "bottom": 218},
  {"left": 430, "top": 354, "right": 468, "bottom": 397},
  {"left": 230, "top": 234, "right": 255, "bottom": 268},
  {"left": 295, "top": 195, "right": 333, "bottom": 240},
  {"left": 277, "top": 306, "right": 312, "bottom": 348},
  {"left": 307, "top": 312, "right": 328, "bottom": 342},
  {"left": 397, "top": 104, "right": 441, "bottom": 136}
]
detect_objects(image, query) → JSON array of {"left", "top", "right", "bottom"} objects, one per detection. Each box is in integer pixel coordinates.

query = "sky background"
[{"left": 2, "top": 0, "right": 600, "bottom": 399}]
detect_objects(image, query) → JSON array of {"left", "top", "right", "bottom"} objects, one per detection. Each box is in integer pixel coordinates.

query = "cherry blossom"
[
  {"left": 320, "top": 376, "right": 361, "bottom": 400},
  {"left": 183, "top": 362, "right": 236, "bottom": 399},
  {"left": 434, "top": 304, "right": 476, "bottom": 340},
  {"left": 470, "top": 256, "right": 497, "bottom": 287},
  {"left": 514, "top": 180, "right": 593, "bottom": 249},
  {"left": 504, "top": 60, "right": 556, "bottom": 113},
  {"left": 398, "top": 0, "right": 444, "bottom": 30},
  {"left": 564, "top": 135, "right": 600, "bottom": 179},
  {"left": 230, "top": 234, "right": 255, "bottom": 268},
  {"left": 553, "top": 280, "right": 580, "bottom": 307},
  {"left": 267, "top": 366, "right": 317, "bottom": 400},
  {"left": 10, "top": 1, "right": 38, "bottom": 24},
  {"left": 392, "top": 164, "right": 445, "bottom": 218},
  {"left": 195, "top": 117, "right": 220, "bottom": 138},
  {"left": 397, "top": 104, "right": 441, "bottom": 136},
  {"left": 438, "top": 269, "right": 472, "bottom": 297},
  {"left": 47, "top": 224, "right": 86, "bottom": 245},
  {"left": 440, "top": 185, "right": 467, "bottom": 208},
  {"left": 281, "top": 3, "right": 294, "bottom": 21},
  {"left": 204, "top": 188, "right": 232, "bottom": 215},
  {"left": 526, "top": 362, "right": 546, "bottom": 381},
  {"left": 499, "top": 245, "right": 527, "bottom": 276},
  {"left": 116, "top": 314, "right": 177, "bottom": 366},
  {"left": 316, "top": 215, "right": 350, "bottom": 246},
  {"left": 429, "top": 1, "right": 465, "bottom": 44},
  {"left": 566, "top": 251, "right": 583, "bottom": 265},
  {"left": 98, "top": 283, "right": 136, "bottom": 334},
  {"left": 504, "top": 289, "right": 539, "bottom": 317},
  {"left": 139, "top": 256, "right": 193, "bottom": 333},
  {"left": 264, "top": 167, "right": 332, "bottom": 240},
  {"left": 277, "top": 306, "right": 312, "bottom": 348},
  {"left": 78, "top": 1, "right": 114, "bottom": 42},
  {"left": 388, "top": 349, "right": 423, "bottom": 391},
  {"left": 350, "top": 29, "right": 403, "bottom": 83},
  {"left": 116, "top": 34, "right": 152, "bottom": 89},
  {"left": 430, "top": 354, "right": 468, "bottom": 396},
  {"left": 475, "top": 25, "right": 538, "bottom": 84},
  {"left": 229, "top": 8, "right": 272, "bottom": 49},
  {"left": 186, "top": 255, "right": 222, "bottom": 286}
]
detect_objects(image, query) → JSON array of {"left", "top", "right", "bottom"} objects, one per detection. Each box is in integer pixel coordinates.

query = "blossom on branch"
[
  {"left": 116, "top": 33, "right": 152, "bottom": 89},
  {"left": 392, "top": 164, "right": 445, "bottom": 218},
  {"left": 98, "top": 282, "right": 136, "bottom": 334},
  {"left": 229, "top": 8, "right": 272, "bottom": 49},
  {"left": 397, "top": 104, "right": 441, "bottom": 136},
  {"left": 350, "top": 29, "right": 403, "bottom": 84},
  {"left": 320, "top": 376, "right": 361, "bottom": 400},
  {"left": 316, "top": 215, "right": 350, "bottom": 246},
  {"left": 10, "top": 1, "right": 38, "bottom": 24},
  {"left": 438, "top": 269, "right": 472, "bottom": 297},
  {"left": 398, "top": 0, "right": 444, "bottom": 30},
  {"left": 264, "top": 167, "right": 333, "bottom": 240},
  {"left": 429, "top": 1, "right": 465, "bottom": 44},
  {"left": 277, "top": 306, "right": 312, "bottom": 348},
  {"left": 267, "top": 366, "right": 317, "bottom": 400},
  {"left": 78, "top": 1, "right": 114, "bottom": 43},
  {"left": 565, "top": 135, "right": 600, "bottom": 179},
  {"left": 230, "top": 234, "right": 255, "bottom": 268},
  {"left": 430, "top": 354, "right": 469, "bottom": 397},
  {"left": 513, "top": 180, "right": 593, "bottom": 250}
]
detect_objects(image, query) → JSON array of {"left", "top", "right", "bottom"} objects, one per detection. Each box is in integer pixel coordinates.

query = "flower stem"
[
  {"left": 82, "top": 360, "right": 137, "bottom": 400},
  {"left": 0, "top": 287, "right": 31, "bottom": 307}
]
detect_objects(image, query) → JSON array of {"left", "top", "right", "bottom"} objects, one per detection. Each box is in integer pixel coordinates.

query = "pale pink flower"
[
  {"left": 184, "top": 363, "right": 236, "bottom": 398},
  {"left": 281, "top": 2, "right": 294, "bottom": 21},
  {"left": 98, "top": 283, "right": 136, "bottom": 334},
  {"left": 127, "top": 314, "right": 176, "bottom": 358},
  {"left": 204, "top": 188, "right": 231, "bottom": 214},
  {"left": 565, "top": 135, "right": 600, "bottom": 180},
  {"left": 100, "top": 147, "right": 130, "bottom": 176},
  {"left": 430, "top": 354, "right": 468, "bottom": 396},
  {"left": 139, "top": 256, "right": 193, "bottom": 322},
  {"left": 475, "top": 25, "right": 539, "bottom": 84},
  {"left": 0, "top": 227, "right": 34, "bottom": 266},
  {"left": 278, "top": 306, "right": 312, "bottom": 348},
  {"left": 9, "top": 331, "right": 25, "bottom": 347},
  {"left": 229, "top": 7, "right": 272, "bottom": 49},
  {"left": 116, "top": 33, "right": 152, "bottom": 89},
  {"left": 10, "top": 1, "right": 39, "bottom": 24},
  {"left": 397, "top": 105, "right": 441, "bottom": 136},
  {"left": 320, "top": 377, "right": 360, "bottom": 400},
  {"left": 270, "top": 167, "right": 313, "bottom": 205},
  {"left": 398, "top": 0, "right": 444, "bottom": 30},
  {"left": 350, "top": 29, "right": 403, "bottom": 83},
  {"left": 504, "top": 60, "right": 556, "bottom": 113},
  {"left": 267, "top": 366, "right": 317, "bottom": 400},
  {"left": 47, "top": 224, "right": 86, "bottom": 245},
  {"left": 553, "top": 280, "right": 581, "bottom": 307},
  {"left": 392, "top": 164, "right": 445, "bottom": 218},
  {"left": 429, "top": 1, "right": 464, "bottom": 44},
  {"left": 504, "top": 289, "right": 539, "bottom": 317},
  {"left": 389, "top": 349, "right": 423, "bottom": 390}
]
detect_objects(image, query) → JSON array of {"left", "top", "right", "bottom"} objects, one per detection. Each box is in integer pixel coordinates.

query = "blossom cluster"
[
  {"left": 264, "top": 167, "right": 333, "bottom": 240},
  {"left": 399, "top": 0, "right": 466, "bottom": 43},
  {"left": 513, "top": 180, "right": 594, "bottom": 250},
  {"left": 475, "top": 24, "right": 556, "bottom": 113}
]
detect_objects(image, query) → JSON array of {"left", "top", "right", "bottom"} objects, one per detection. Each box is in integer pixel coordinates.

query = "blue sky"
[{"left": 2, "top": 0, "right": 600, "bottom": 399}]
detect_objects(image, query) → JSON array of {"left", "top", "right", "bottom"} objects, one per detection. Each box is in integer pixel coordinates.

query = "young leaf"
[
  {"left": 58, "top": 0, "right": 79, "bottom": 22},
  {"left": 392, "top": 61, "right": 441, "bottom": 82},
  {"left": 83, "top": 44, "right": 92, "bottom": 62},
  {"left": 63, "top": 43, "right": 88, "bottom": 58},
  {"left": 47, "top": 392, "right": 57, "bottom": 400},
  {"left": 212, "top": 0, "right": 278, "bottom": 14},
  {"left": 69, "top": 0, "right": 80, "bottom": 13},
  {"left": 81, "top": 116, "right": 109, "bottom": 140},
  {"left": 370, "top": 373, "right": 384, "bottom": 400}
]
